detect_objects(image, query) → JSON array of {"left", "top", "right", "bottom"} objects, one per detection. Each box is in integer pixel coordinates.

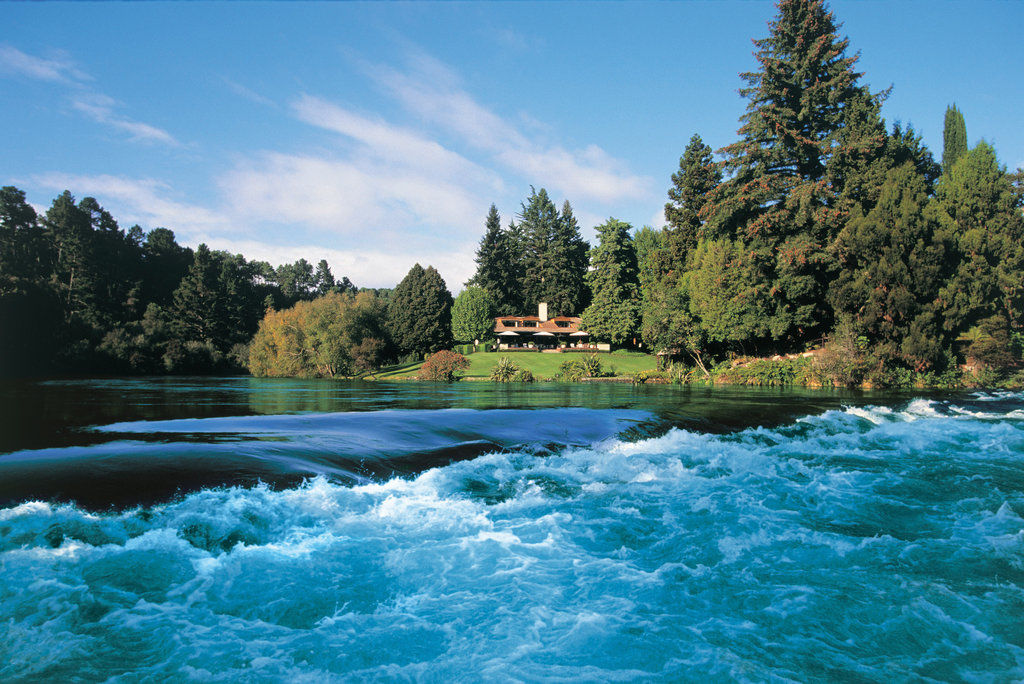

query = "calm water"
[{"left": 1, "top": 377, "right": 1022, "bottom": 680}]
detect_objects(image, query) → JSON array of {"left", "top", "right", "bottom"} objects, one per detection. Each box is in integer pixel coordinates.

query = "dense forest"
[{"left": 2, "top": 0, "right": 1022, "bottom": 385}]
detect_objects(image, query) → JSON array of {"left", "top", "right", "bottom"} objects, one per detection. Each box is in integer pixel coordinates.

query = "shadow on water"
[{"left": 0, "top": 375, "right": 943, "bottom": 509}]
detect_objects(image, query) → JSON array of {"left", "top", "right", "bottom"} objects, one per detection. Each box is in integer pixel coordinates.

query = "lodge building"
[{"left": 493, "top": 303, "right": 607, "bottom": 352}]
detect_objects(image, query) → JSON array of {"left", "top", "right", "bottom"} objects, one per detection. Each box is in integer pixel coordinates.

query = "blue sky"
[{"left": 2, "top": 1, "right": 1022, "bottom": 289}]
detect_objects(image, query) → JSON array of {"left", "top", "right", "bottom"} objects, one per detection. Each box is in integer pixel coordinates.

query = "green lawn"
[{"left": 370, "top": 349, "right": 657, "bottom": 381}]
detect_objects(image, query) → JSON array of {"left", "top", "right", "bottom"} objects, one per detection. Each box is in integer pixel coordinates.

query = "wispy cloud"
[
  {"left": 30, "top": 173, "right": 228, "bottom": 236},
  {"left": 221, "top": 76, "right": 277, "bottom": 108},
  {"left": 0, "top": 45, "right": 89, "bottom": 83},
  {"left": 369, "top": 52, "right": 653, "bottom": 205},
  {"left": 71, "top": 93, "right": 179, "bottom": 146},
  {"left": 1, "top": 44, "right": 178, "bottom": 147}
]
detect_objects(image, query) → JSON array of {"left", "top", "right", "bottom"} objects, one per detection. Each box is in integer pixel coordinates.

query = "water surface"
[{"left": 1, "top": 378, "right": 1022, "bottom": 680}]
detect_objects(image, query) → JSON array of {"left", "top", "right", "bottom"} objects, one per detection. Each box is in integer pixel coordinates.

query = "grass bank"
[{"left": 369, "top": 349, "right": 656, "bottom": 381}]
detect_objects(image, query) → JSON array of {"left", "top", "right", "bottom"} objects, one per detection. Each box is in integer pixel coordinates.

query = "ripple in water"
[{"left": 2, "top": 396, "right": 1024, "bottom": 680}]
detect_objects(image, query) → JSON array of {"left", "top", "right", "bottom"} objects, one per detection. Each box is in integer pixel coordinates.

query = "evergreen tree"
[
  {"left": 702, "top": 0, "right": 870, "bottom": 346},
  {"left": 942, "top": 104, "right": 968, "bottom": 175},
  {"left": 314, "top": 259, "right": 336, "bottom": 297},
  {"left": 581, "top": 219, "right": 641, "bottom": 345},
  {"left": 387, "top": 263, "right": 454, "bottom": 357},
  {"left": 517, "top": 189, "right": 589, "bottom": 316},
  {"left": 829, "top": 164, "right": 951, "bottom": 369},
  {"left": 547, "top": 200, "right": 590, "bottom": 316},
  {"left": 470, "top": 204, "right": 523, "bottom": 314},
  {"left": 141, "top": 228, "right": 192, "bottom": 306},
  {"left": 0, "top": 187, "right": 60, "bottom": 377},
  {"left": 664, "top": 134, "right": 722, "bottom": 266},
  {"left": 937, "top": 141, "right": 1024, "bottom": 336},
  {"left": 170, "top": 244, "right": 226, "bottom": 346},
  {"left": 519, "top": 188, "right": 561, "bottom": 311}
]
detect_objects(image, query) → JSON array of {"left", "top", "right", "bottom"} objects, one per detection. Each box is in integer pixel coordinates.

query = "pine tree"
[
  {"left": 581, "top": 219, "right": 640, "bottom": 345},
  {"left": 942, "top": 104, "right": 968, "bottom": 175},
  {"left": 702, "top": 0, "right": 870, "bottom": 346},
  {"left": 546, "top": 200, "right": 590, "bottom": 316},
  {"left": 519, "top": 188, "right": 560, "bottom": 312},
  {"left": 314, "top": 259, "right": 336, "bottom": 297},
  {"left": 387, "top": 263, "right": 454, "bottom": 357},
  {"left": 664, "top": 134, "right": 722, "bottom": 266},
  {"left": 470, "top": 204, "right": 523, "bottom": 314},
  {"left": 170, "top": 244, "right": 226, "bottom": 345},
  {"left": 517, "top": 189, "right": 589, "bottom": 316}
]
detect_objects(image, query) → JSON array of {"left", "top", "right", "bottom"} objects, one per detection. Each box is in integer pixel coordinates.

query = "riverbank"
[{"left": 366, "top": 348, "right": 1024, "bottom": 390}]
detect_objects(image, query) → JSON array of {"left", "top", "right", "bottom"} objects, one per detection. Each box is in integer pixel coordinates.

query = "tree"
[
  {"left": 451, "top": 286, "right": 495, "bottom": 343},
  {"left": 387, "top": 263, "right": 454, "bottom": 358},
  {"left": 829, "top": 164, "right": 950, "bottom": 369},
  {"left": 942, "top": 104, "right": 968, "bottom": 175},
  {"left": 314, "top": 259, "right": 336, "bottom": 297},
  {"left": 470, "top": 204, "right": 523, "bottom": 314},
  {"left": 546, "top": 200, "right": 590, "bottom": 316},
  {"left": 937, "top": 141, "right": 1024, "bottom": 337},
  {"left": 665, "top": 134, "right": 722, "bottom": 266},
  {"left": 518, "top": 189, "right": 589, "bottom": 316},
  {"left": 702, "top": 0, "right": 872, "bottom": 346},
  {"left": 248, "top": 291, "right": 389, "bottom": 378},
  {"left": 581, "top": 219, "right": 641, "bottom": 345}
]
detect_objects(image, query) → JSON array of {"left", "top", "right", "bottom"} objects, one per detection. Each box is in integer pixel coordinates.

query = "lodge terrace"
[{"left": 494, "top": 303, "right": 608, "bottom": 352}]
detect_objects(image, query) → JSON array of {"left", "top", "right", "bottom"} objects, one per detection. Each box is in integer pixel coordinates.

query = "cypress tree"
[
  {"left": 314, "top": 259, "right": 336, "bottom": 297},
  {"left": 581, "top": 219, "right": 640, "bottom": 345},
  {"left": 942, "top": 104, "right": 968, "bottom": 175},
  {"left": 937, "top": 142, "right": 1024, "bottom": 336}
]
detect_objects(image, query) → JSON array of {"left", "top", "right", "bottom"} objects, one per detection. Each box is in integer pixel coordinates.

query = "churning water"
[{"left": 1, "top": 381, "right": 1022, "bottom": 680}]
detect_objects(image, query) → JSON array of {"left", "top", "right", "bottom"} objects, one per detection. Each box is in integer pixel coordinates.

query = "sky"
[{"left": 2, "top": 1, "right": 1022, "bottom": 290}]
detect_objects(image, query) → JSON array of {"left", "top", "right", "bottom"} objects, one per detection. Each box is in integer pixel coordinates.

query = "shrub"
[
  {"left": 513, "top": 368, "right": 535, "bottom": 383},
  {"left": 555, "top": 354, "right": 603, "bottom": 382},
  {"left": 490, "top": 356, "right": 519, "bottom": 382},
  {"left": 418, "top": 350, "right": 470, "bottom": 382}
]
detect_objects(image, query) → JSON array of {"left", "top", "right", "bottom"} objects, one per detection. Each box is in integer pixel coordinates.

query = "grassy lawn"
[{"left": 370, "top": 349, "right": 657, "bottom": 381}]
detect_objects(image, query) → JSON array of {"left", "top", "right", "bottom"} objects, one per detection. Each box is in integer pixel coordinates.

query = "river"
[{"left": 1, "top": 377, "right": 1022, "bottom": 680}]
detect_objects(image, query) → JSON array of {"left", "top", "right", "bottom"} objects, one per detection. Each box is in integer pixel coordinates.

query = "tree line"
[{"left": 0, "top": 188, "right": 359, "bottom": 377}]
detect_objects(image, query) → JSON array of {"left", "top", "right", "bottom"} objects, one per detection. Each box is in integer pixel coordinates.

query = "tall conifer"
[{"left": 942, "top": 104, "right": 968, "bottom": 175}]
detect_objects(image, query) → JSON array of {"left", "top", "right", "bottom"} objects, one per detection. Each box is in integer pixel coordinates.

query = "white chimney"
[{"left": 538, "top": 302, "right": 548, "bottom": 322}]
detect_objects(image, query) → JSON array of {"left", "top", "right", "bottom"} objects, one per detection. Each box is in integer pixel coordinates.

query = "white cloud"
[
  {"left": 30, "top": 173, "right": 229, "bottom": 236},
  {"left": 369, "top": 54, "right": 653, "bottom": 205},
  {"left": 2, "top": 44, "right": 178, "bottom": 146},
  {"left": 0, "top": 45, "right": 88, "bottom": 83},
  {"left": 71, "top": 93, "right": 179, "bottom": 146},
  {"left": 221, "top": 76, "right": 277, "bottom": 108},
  {"left": 196, "top": 236, "right": 475, "bottom": 291}
]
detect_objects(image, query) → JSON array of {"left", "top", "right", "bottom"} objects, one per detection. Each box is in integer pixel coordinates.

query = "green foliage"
[
  {"left": 665, "top": 134, "right": 721, "bottom": 262},
  {"left": 715, "top": 357, "right": 814, "bottom": 386},
  {"left": 387, "top": 263, "right": 454, "bottom": 358},
  {"left": 554, "top": 354, "right": 604, "bottom": 382},
  {"left": 451, "top": 286, "right": 495, "bottom": 343},
  {"left": 513, "top": 368, "right": 535, "bottom": 383},
  {"left": 581, "top": 218, "right": 641, "bottom": 345},
  {"left": 417, "top": 349, "right": 470, "bottom": 382},
  {"left": 942, "top": 104, "right": 968, "bottom": 175},
  {"left": 518, "top": 189, "right": 589, "bottom": 316},
  {"left": 489, "top": 356, "right": 520, "bottom": 382},
  {"left": 937, "top": 142, "right": 1024, "bottom": 336},
  {"left": 829, "top": 164, "right": 950, "bottom": 370},
  {"left": 470, "top": 205, "right": 524, "bottom": 315}
]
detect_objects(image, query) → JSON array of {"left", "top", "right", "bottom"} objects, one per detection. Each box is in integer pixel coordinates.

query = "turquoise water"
[{"left": 1, "top": 379, "right": 1022, "bottom": 680}]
